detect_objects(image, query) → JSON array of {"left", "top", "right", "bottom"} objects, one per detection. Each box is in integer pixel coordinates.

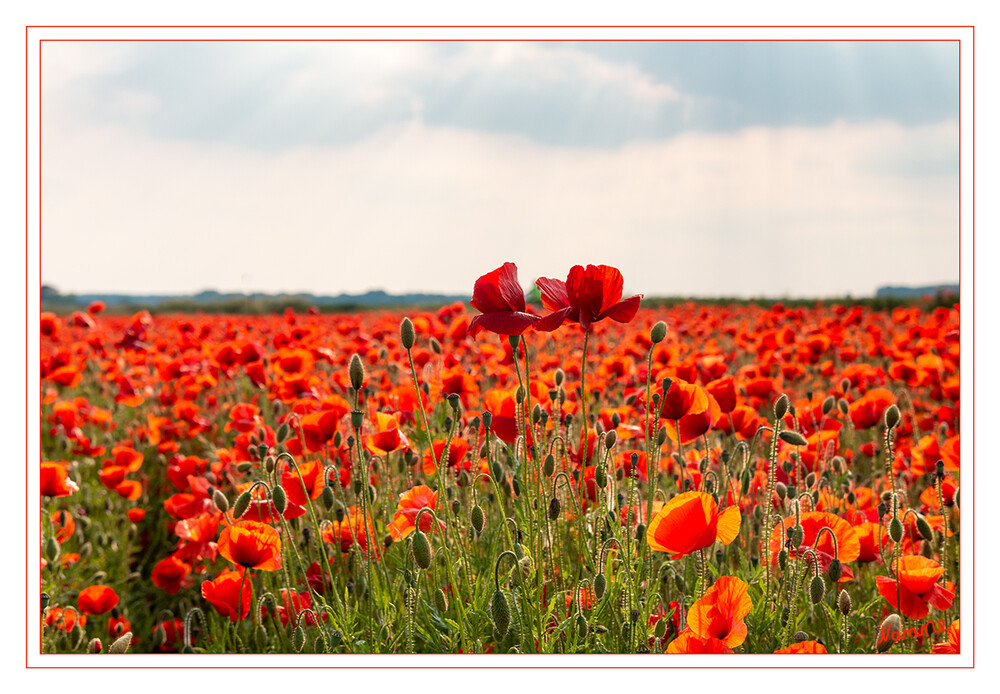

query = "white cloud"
[{"left": 41, "top": 115, "right": 957, "bottom": 298}]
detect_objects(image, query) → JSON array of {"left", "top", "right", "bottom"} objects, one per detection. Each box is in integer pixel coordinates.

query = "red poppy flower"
[
  {"left": 468, "top": 262, "right": 542, "bottom": 338},
  {"left": 387, "top": 485, "right": 446, "bottom": 541},
  {"left": 422, "top": 438, "right": 471, "bottom": 476},
  {"left": 686, "top": 575, "right": 752, "bottom": 648},
  {"left": 646, "top": 491, "right": 741, "bottom": 558},
  {"left": 769, "top": 512, "right": 861, "bottom": 577},
  {"left": 41, "top": 462, "right": 78, "bottom": 498},
  {"left": 321, "top": 506, "right": 377, "bottom": 556},
  {"left": 50, "top": 510, "right": 75, "bottom": 544},
  {"left": 848, "top": 388, "right": 895, "bottom": 430},
  {"left": 536, "top": 264, "right": 642, "bottom": 331},
  {"left": 364, "top": 412, "right": 410, "bottom": 456},
  {"left": 706, "top": 375, "right": 737, "bottom": 414},
  {"left": 218, "top": 520, "right": 282, "bottom": 571},
  {"left": 151, "top": 555, "right": 193, "bottom": 594},
  {"left": 666, "top": 630, "right": 732, "bottom": 654},
  {"left": 876, "top": 555, "right": 955, "bottom": 620},
  {"left": 774, "top": 641, "right": 829, "bottom": 654},
  {"left": 77, "top": 584, "right": 120, "bottom": 615},
  {"left": 45, "top": 607, "right": 86, "bottom": 633},
  {"left": 201, "top": 570, "right": 252, "bottom": 622},
  {"left": 931, "top": 620, "right": 960, "bottom": 654},
  {"left": 281, "top": 458, "right": 325, "bottom": 508}
]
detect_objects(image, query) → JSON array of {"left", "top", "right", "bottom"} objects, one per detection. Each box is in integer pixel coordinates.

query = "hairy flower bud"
[
  {"left": 400, "top": 317, "right": 415, "bottom": 349},
  {"left": 650, "top": 321, "right": 667, "bottom": 344},
  {"left": 349, "top": 354, "right": 365, "bottom": 391},
  {"left": 491, "top": 589, "right": 511, "bottom": 638}
]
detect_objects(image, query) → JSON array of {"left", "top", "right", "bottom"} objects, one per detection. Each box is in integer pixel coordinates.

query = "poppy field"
[{"left": 38, "top": 263, "right": 961, "bottom": 655}]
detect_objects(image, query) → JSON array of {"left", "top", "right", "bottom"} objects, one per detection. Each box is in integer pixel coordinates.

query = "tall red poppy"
[
  {"left": 646, "top": 491, "right": 741, "bottom": 558},
  {"left": 468, "top": 262, "right": 541, "bottom": 338},
  {"left": 201, "top": 570, "right": 253, "bottom": 622},
  {"left": 41, "top": 462, "right": 78, "bottom": 498},
  {"left": 218, "top": 520, "right": 282, "bottom": 571},
  {"left": 686, "top": 575, "right": 753, "bottom": 648},
  {"left": 536, "top": 264, "right": 642, "bottom": 331},
  {"left": 876, "top": 555, "right": 955, "bottom": 620}
]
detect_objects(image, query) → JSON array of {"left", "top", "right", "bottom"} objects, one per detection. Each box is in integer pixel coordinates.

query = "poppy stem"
[
  {"left": 238, "top": 566, "right": 248, "bottom": 624},
  {"left": 580, "top": 329, "right": 591, "bottom": 464}
]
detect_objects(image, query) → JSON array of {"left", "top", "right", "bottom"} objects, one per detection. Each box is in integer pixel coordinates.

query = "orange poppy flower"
[
  {"left": 876, "top": 555, "right": 955, "bottom": 620},
  {"left": 201, "top": 570, "right": 252, "bottom": 622},
  {"left": 387, "top": 485, "right": 445, "bottom": 541},
  {"left": 666, "top": 630, "right": 732, "bottom": 654},
  {"left": 41, "top": 462, "right": 78, "bottom": 498},
  {"left": 931, "top": 619, "right": 960, "bottom": 654},
  {"left": 281, "top": 458, "right": 326, "bottom": 507},
  {"left": 364, "top": 412, "right": 410, "bottom": 456},
  {"left": 769, "top": 511, "right": 861, "bottom": 577},
  {"left": 77, "top": 584, "right": 120, "bottom": 615},
  {"left": 50, "top": 510, "right": 75, "bottom": 544},
  {"left": 774, "top": 640, "right": 828, "bottom": 653},
  {"left": 321, "top": 506, "right": 377, "bottom": 556},
  {"left": 45, "top": 606, "right": 86, "bottom": 633},
  {"left": 848, "top": 388, "right": 895, "bottom": 430},
  {"left": 218, "top": 520, "right": 282, "bottom": 571},
  {"left": 646, "top": 491, "right": 741, "bottom": 558},
  {"left": 422, "top": 438, "right": 471, "bottom": 476},
  {"left": 686, "top": 575, "right": 753, "bottom": 648}
]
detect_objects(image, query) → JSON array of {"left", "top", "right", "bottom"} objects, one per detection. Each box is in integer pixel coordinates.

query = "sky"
[{"left": 40, "top": 39, "right": 960, "bottom": 298}]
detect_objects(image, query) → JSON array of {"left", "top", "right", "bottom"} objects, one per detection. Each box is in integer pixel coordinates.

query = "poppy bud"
[
  {"left": 271, "top": 484, "right": 287, "bottom": 515},
  {"left": 791, "top": 524, "right": 804, "bottom": 547},
  {"left": 258, "top": 443, "right": 269, "bottom": 461},
  {"left": 429, "top": 337, "right": 441, "bottom": 355},
  {"left": 654, "top": 617, "right": 667, "bottom": 639},
  {"left": 576, "top": 613, "right": 589, "bottom": 640},
  {"left": 636, "top": 523, "right": 645, "bottom": 542},
  {"left": 400, "top": 317, "right": 416, "bottom": 349},
  {"left": 434, "top": 588, "right": 448, "bottom": 612},
  {"left": 650, "top": 321, "right": 667, "bottom": 344},
  {"left": 605, "top": 430, "right": 618, "bottom": 450},
  {"left": 233, "top": 490, "right": 252, "bottom": 519},
  {"left": 779, "top": 430, "right": 809, "bottom": 447},
  {"left": 773, "top": 394, "right": 789, "bottom": 420},
  {"left": 321, "top": 485, "right": 335, "bottom": 511},
  {"left": 411, "top": 530, "right": 433, "bottom": 570},
  {"left": 542, "top": 453, "right": 556, "bottom": 477},
  {"left": 594, "top": 573, "right": 607, "bottom": 600},
  {"left": 314, "top": 635, "right": 327, "bottom": 653},
  {"left": 471, "top": 504, "right": 485, "bottom": 534},
  {"left": 741, "top": 470, "right": 751, "bottom": 494},
  {"left": 884, "top": 404, "right": 901, "bottom": 430},
  {"left": 553, "top": 368, "right": 565, "bottom": 386},
  {"left": 293, "top": 626, "right": 306, "bottom": 653},
  {"left": 45, "top": 536, "right": 60, "bottom": 563},
  {"left": 888, "top": 516, "right": 904, "bottom": 543},
  {"left": 547, "top": 497, "right": 561, "bottom": 521},
  {"left": 109, "top": 632, "right": 133, "bottom": 654},
  {"left": 213, "top": 489, "right": 230, "bottom": 513},
  {"left": 276, "top": 422, "right": 289, "bottom": 443},
  {"left": 838, "top": 589, "right": 852, "bottom": 616},
  {"left": 775, "top": 482, "right": 787, "bottom": 501},
  {"left": 595, "top": 464, "right": 607, "bottom": 489},
  {"left": 237, "top": 461, "right": 252, "bottom": 473},
  {"left": 838, "top": 398, "right": 849, "bottom": 416},
  {"left": 778, "top": 549, "right": 788, "bottom": 570},
  {"left": 916, "top": 516, "right": 934, "bottom": 542},
  {"left": 656, "top": 427, "right": 667, "bottom": 446},
  {"left": 255, "top": 625, "right": 268, "bottom": 651},
  {"left": 809, "top": 574, "right": 825, "bottom": 604},
  {"left": 877, "top": 614, "right": 902, "bottom": 652},
  {"left": 828, "top": 558, "right": 842, "bottom": 582},
  {"left": 349, "top": 354, "right": 365, "bottom": 390},
  {"left": 822, "top": 395, "right": 835, "bottom": 415},
  {"left": 40, "top": 592, "right": 50, "bottom": 612},
  {"left": 515, "top": 386, "right": 525, "bottom": 404},
  {"left": 264, "top": 455, "right": 275, "bottom": 474},
  {"left": 491, "top": 589, "right": 511, "bottom": 638},
  {"left": 89, "top": 638, "right": 102, "bottom": 653}
]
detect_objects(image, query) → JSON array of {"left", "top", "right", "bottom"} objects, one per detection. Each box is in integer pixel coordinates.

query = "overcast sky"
[{"left": 40, "top": 40, "right": 959, "bottom": 298}]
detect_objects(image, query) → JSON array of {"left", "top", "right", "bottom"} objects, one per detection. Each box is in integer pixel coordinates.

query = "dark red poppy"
[
  {"left": 77, "top": 584, "right": 120, "bottom": 615},
  {"left": 468, "top": 262, "right": 542, "bottom": 338},
  {"left": 536, "top": 264, "right": 642, "bottom": 331}
]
